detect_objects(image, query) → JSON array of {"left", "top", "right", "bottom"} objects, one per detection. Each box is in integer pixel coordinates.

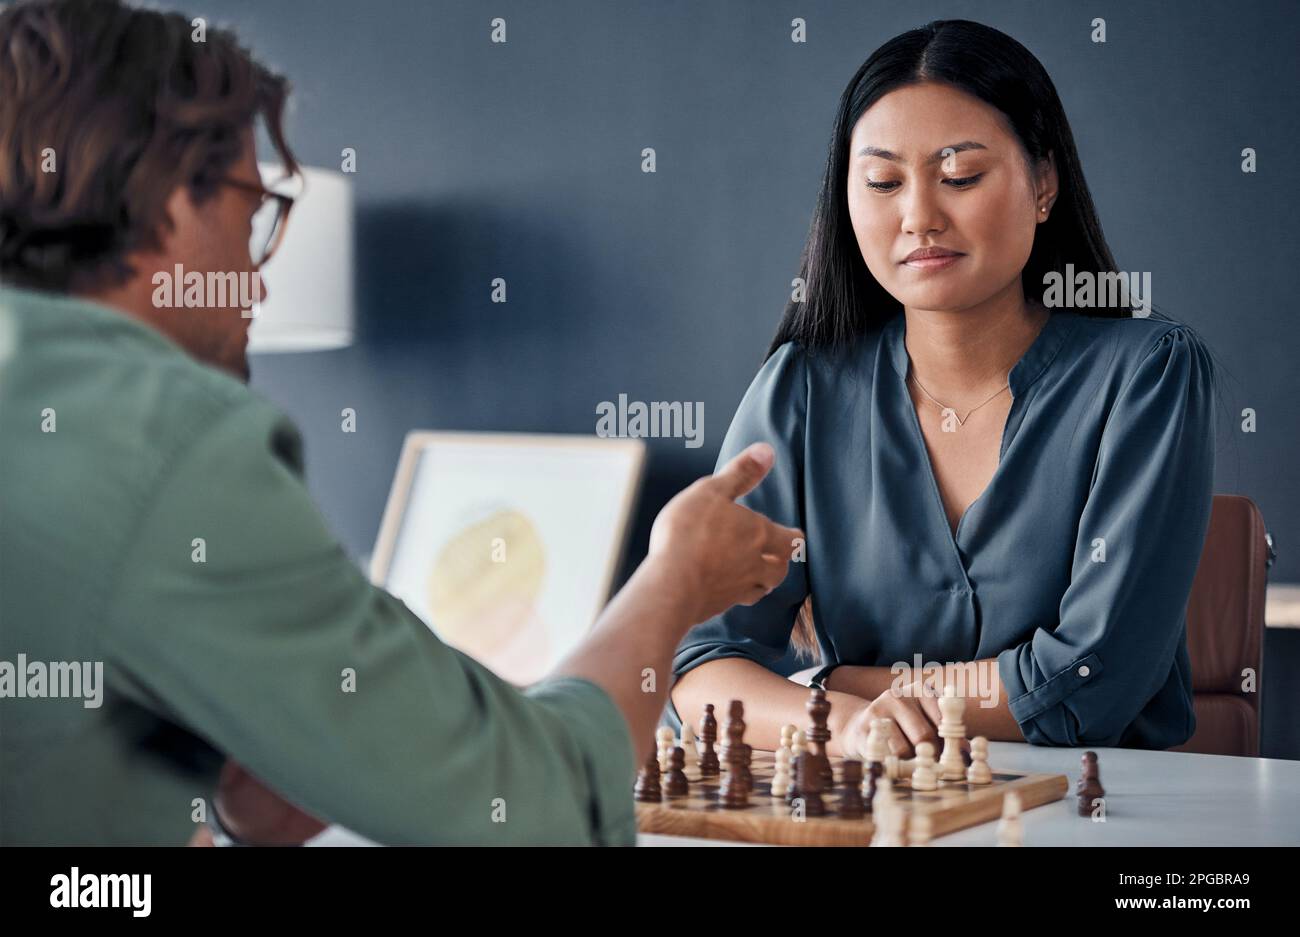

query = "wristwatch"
[
  {"left": 206, "top": 806, "right": 247, "bottom": 847},
  {"left": 808, "top": 662, "right": 841, "bottom": 690}
]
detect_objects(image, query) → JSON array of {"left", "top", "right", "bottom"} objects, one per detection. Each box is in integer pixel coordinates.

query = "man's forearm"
[{"left": 550, "top": 558, "right": 694, "bottom": 763}]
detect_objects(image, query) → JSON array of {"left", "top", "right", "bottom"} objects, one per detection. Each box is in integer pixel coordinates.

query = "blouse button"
[{"left": 1077, "top": 665, "right": 1091, "bottom": 678}]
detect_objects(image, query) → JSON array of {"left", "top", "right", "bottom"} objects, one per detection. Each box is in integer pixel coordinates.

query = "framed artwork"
[{"left": 369, "top": 431, "right": 646, "bottom": 685}]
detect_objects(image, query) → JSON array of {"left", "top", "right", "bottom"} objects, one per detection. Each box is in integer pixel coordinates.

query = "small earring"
[{"left": 1040, "top": 206, "right": 1047, "bottom": 213}]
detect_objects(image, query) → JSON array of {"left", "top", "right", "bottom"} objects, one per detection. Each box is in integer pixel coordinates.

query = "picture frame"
[{"left": 369, "top": 431, "right": 646, "bottom": 685}]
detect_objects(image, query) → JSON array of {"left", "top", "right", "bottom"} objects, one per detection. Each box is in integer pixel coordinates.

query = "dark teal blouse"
[{"left": 672, "top": 309, "right": 1216, "bottom": 749}]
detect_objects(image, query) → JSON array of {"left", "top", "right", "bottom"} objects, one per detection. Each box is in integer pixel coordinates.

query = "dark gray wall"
[{"left": 189, "top": 1, "right": 1298, "bottom": 753}]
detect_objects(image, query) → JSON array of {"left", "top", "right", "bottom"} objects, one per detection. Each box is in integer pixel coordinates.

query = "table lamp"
[{"left": 248, "top": 164, "right": 354, "bottom": 353}]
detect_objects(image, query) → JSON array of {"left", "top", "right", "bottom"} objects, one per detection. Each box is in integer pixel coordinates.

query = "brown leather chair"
[{"left": 1171, "top": 494, "right": 1270, "bottom": 757}]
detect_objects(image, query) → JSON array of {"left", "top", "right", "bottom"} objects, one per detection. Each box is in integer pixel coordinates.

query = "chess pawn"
[
  {"left": 790, "top": 728, "right": 806, "bottom": 763},
  {"left": 633, "top": 752, "right": 662, "bottom": 803},
  {"left": 864, "top": 717, "right": 891, "bottom": 766},
  {"left": 997, "top": 791, "right": 1023, "bottom": 846},
  {"left": 664, "top": 746, "right": 689, "bottom": 798},
  {"left": 860, "top": 760, "right": 883, "bottom": 814},
  {"left": 861, "top": 718, "right": 888, "bottom": 810},
  {"left": 795, "top": 751, "right": 825, "bottom": 817},
  {"left": 679, "top": 721, "right": 698, "bottom": 770},
  {"left": 780, "top": 723, "right": 796, "bottom": 752},
  {"left": 719, "top": 699, "right": 745, "bottom": 766},
  {"left": 771, "top": 746, "right": 793, "bottom": 798},
  {"left": 868, "top": 717, "right": 901, "bottom": 780},
  {"left": 1076, "top": 751, "right": 1105, "bottom": 817},
  {"left": 838, "top": 760, "right": 865, "bottom": 819},
  {"left": 937, "top": 685, "right": 968, "bottom": 781},
  {"left": 720, "top": 749, "right": 749, "bottom": 809},
  {"left": 908, "top": 811, "right": 933, "bottom": 847},
  {"left": 656, "top": 726, "right": 675, "bottom": 773},
  {"left": 967, "top": 736, "right": 993, "bottom": 784},
  {"left": 911, "top": 741, "right": 938, "bottom": 791}
]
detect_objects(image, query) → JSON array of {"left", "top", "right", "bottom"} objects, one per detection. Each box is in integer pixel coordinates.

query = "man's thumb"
[{"left": 711, "top": 443, "right": 775, "bottom": 500}]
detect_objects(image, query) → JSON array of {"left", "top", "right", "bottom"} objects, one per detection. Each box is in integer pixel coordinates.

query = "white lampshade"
[{"left": 247, "top": 164, "right": 355, "bottom": 352}]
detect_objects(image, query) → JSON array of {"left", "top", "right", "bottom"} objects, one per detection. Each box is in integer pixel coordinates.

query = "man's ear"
[{"left": 154, "top": 184, "right": 199, "bottom": 253}]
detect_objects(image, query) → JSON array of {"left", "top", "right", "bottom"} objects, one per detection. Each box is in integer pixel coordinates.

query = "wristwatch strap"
[
  {"left": 808, "top": 662, "right": 841, "bottom": 690},
  {"left": 206, "top": 806, "right": 247, "bottom": 847}
]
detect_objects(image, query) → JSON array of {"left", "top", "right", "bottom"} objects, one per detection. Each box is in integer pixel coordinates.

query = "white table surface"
[{"left": 637, "top": 740, "right": 1300, "bottom": 847}]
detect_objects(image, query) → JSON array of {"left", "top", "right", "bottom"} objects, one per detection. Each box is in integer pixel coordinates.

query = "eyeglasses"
[{"left": 218, "top": 174, "right": 301, "bottom": 266}]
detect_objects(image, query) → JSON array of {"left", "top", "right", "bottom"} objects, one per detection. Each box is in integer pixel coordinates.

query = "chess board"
[{"left": 636, "top": 750, "right": 1068, "bottom": 846}]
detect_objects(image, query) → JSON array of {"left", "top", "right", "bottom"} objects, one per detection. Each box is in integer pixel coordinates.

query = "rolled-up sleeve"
[
  {"left": 671, "top": 341, "right": 811, "bottom": 681},
  {"left": 99, "top": 400, "right": 636, "bottom": 845},
  {"left": 998, "top": 325, "right": 1215, "bottom": 747}
]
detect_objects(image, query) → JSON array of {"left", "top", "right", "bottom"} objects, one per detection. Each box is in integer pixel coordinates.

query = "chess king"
[
  {"left": 669, "top": 18, "right": 1214, "bottom": 760},
  {"left": 0, "top": 0, "right": 805, "bottom": 845}
]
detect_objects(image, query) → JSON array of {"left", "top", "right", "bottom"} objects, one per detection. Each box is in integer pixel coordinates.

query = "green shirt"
[{"left": 0, "top": 286, "right": 636, "bottom": 845}]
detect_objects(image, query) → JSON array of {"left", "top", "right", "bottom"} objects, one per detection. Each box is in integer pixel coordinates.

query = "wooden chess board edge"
[
  {"left": 925, "top": 772, "right": 1069, "bottom": 839},
  {"left": 635, "top": 772, "right": 1070, "bottom": 846}
]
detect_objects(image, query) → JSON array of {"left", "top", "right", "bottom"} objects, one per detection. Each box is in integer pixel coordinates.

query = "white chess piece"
[
  {"left": 867, "top": 717, "right": 902, "bottom": 780},
  {"left": 967, "top": 736, "right": 992, "bottom": 784},
  {"left": 909, "top": 811, "right": 933, "bottom": 847},
  {"left": 885, "top": 805, "right": 906, "bottom": 847},
  {"left": 937, "top": 685, "right": 967, "bottom": 781},
  {"left": 656, "top": 726, "right": 675, "bottom": 773},
  {"left": 678, "top": 721, "right": 698, "bottom": 770},
  {"left": 771, "top": 746, "right": 793, "bottom": 798},
  {"left": 777, "top": 723, "right": 795, "bottom": 769},
  {"left": 997, "top": 791, "right": 1023, "bottom": 847},
  {"left": 870, "top": 776, "right": 903, "bottom": 846},
  {"left": 911, "top": 741, "right": 938, "bottom": 791},
  {"left": 791, "top": 728, "right": 806, "bottom": 764},
  {"left": 865, "top": 718, "right": 891, "bottom": 765}
]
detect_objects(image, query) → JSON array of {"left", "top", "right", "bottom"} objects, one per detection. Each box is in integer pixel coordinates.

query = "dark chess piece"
[
  {"left": 863, "top": 761, "right": 882, "bottom": 815},
  {"left": 720, "top": 747, "right": 749, "bottom": 809},
  {"left": 795, "top": 751, "right": 825, "bottom": 817},
  {"left": 1076, "top": 751, "right": 1105, "bottom": 817},
  {"left": 740, "top": 743, "right": 753, "bottom": 794},
  {"left": 719, "top": 700, "right": 745, "bottom": 768},
  {"left": 699, "top": 704, "right": 720, "bottom": 777},
  {"left": 634, "top": 751, "right": 662, "bottom": 803},
  {"left": 664, "top": 746, "right": 689, "bottom": 798},
  {"left": 838, "top": 759, "right": 865, "bottom": 819},
  {"left": 806, "top": 687, "right": 834, "bottom": 791}
]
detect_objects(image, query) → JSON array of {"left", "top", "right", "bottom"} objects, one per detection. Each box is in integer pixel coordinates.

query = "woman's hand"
[{"left": 836, "top": 679, "right": 947, "bottom": 760}]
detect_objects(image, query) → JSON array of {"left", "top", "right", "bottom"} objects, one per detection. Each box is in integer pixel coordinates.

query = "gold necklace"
[
  {"left": 907, "top": 369, "right": 1008, "bottom": 426},
  {"left": 904, "top": 306, "right": 1049, "bottom": 426}
]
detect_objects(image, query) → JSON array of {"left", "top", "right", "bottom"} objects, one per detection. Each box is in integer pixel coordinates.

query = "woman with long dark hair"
[{"left": 670, "top": 19, "right": 1217, "bottom": 759}]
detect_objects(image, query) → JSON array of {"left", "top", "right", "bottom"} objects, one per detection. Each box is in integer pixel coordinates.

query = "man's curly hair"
[{"left": 0, "top": 0, "right": 298, "bottom": 292}]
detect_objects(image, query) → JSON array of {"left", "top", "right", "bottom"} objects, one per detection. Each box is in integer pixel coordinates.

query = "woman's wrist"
[
  {"left": 808, "top": 661, "right": 841, "bottom": 690},
  {"left": 825, "top": 689, "right": 870, "bottom": 744}
]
